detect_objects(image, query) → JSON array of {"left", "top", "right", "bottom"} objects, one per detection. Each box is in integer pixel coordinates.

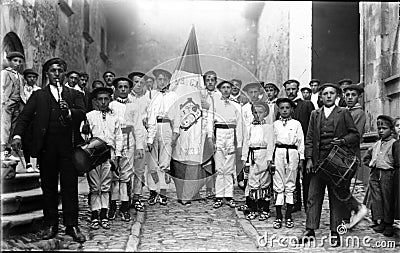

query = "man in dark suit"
[
  {"left": 11, "top": 58, "right": 86, "bottom": 243},
  {"left": 299, "top": 83, "right": 361, "bottom": 247},
  {"left": 282, "top": 79, "right": 315, "bottom": 213}
]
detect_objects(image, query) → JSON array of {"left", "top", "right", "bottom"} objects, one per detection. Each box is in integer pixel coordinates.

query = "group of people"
[{"left": 1, "top": 51, "right": 399, "bottom": 246}]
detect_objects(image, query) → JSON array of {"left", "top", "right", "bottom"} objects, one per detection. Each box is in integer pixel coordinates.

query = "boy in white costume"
[
  {"left": 208, "top": 80, "right": 244, "bottom": 209},
  {"left": 272, "top": 98, "right": 304, "bottom": 229},
  {"left": 108, "top": 77, "right": 144, "bottom": 221},
  {"left": 127, "top": 71, "right": 151, "bottom": 211},
  {"left": 146, "top": 69, "right": 179, "bottom": 205},
  {"left": 81, "top": 87, "right": 123, "bottom": 229},
  {"left": 242, "top": 102, "right": 274, "bottom": 221}
]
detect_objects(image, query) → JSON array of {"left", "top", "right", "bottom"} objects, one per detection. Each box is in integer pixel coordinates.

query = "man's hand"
[
  {"left": 142, "top": 117, "right": 148, "bottom": 130},
  {"left": 146, "top": 143, "right": 153, "bottom": 152},
  {"left": 306, "top": 159, "right": 313, "bottom": 174},
  {"left": 207, "top": 137, "right": 214, "bottom": 151},
  {"left": 59, "top": 100, "right": 70, "bottom": 117},
  {"left": 10, "top": 138, "right": 22, "bottom": 151},
  {"left": 136, "top": 149, "right": 144, "bottom": 159},
  {"left": 298, "top": 159, "right": 305, "bottom": 179},
  {"left": 201, "top": 99, "right": 210, "bottom": 110},
  {"left": 81, "top": 124, "right": 90, "bottom": 135},
  {"left": 171, "top": 132, "right": 179, "bottom": 147},
  {"left": 331, "top": 138, "right": 344, "bottom": 146}
]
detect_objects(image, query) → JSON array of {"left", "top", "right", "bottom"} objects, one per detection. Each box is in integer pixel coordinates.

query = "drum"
[
  {"left": 316, "top": 145, "right": 360, "bottom": 189},
  {"left": 72, "top": 137, "right": 111, "bottom": 173}
]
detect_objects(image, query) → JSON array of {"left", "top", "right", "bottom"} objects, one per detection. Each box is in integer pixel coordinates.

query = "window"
[
  {"left": 82, "top": 0, "right": 94, "bottom": 43},
  {"left": 58, "top": 0, "right": 74, "bottom": 17},
  {"left": 100, "top": 27, "right": 108, "bottom": 62}
]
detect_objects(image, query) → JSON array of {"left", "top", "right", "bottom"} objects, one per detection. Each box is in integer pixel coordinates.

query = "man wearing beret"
[
  {"left": 103, "top": 71, "right": 116, "bottom": 95},
  {"left": 1, "top": 51, "right": 25, "bottom": 151},
  {"left": 300, "top": 83, "right": 361, "bottom": 246},
  {"left": 282, "top": 79, "right": 315, "bottom": 213},
  {"left": 20, "top": 68, "right": 41, "bottom": 172},
  {"left": 300, "top": 86, "right": 312, "bottom": 101},
  {"left": 11, "top": 58, "right": 86, "bottom": 242}
]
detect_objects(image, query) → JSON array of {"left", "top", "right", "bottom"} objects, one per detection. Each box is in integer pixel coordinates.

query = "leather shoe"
[
  {"left": 65, "top": 226, "right": 86, "bottom": 243},
  {"left": 42, "top": 225, "right": 58, "bottom": 240},
  {"left": 298, "top": 229, "right": 315, "bottom": 244}
]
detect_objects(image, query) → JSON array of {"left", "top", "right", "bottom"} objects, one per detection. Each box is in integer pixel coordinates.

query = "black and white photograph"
[{"left": 1, "top": 0, "right": 399, "bottom": 251}]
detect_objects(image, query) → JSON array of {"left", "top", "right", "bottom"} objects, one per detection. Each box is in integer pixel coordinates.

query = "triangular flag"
[{"left": 169, "top": 26, "right": 210, "bottom": 202}]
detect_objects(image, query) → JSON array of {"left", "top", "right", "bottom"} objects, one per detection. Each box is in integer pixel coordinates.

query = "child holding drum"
[{"left": 81, "top": 87, "right": 123, "bottom": 230}]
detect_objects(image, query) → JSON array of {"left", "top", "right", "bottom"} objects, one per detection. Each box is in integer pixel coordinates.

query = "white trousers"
[
  {"left": 147, "top": 122, "right": 172, "bottom": 192},
  {"left": 215, "top": 128, "right": 236, "bottom": 198},
  {"left": 87, "top": 160, "right": 112, "bottom": 211},
  {"left": 273, "top": 148, "right": 299, "bottom": 205},
  {"left": 245, "top": 149, "right": 272, "bottom": 198}
]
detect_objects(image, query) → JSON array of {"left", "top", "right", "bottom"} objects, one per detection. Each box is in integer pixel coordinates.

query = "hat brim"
[
  {"left": 112, "top": 77, "right": 133, "bottom": 88},
  {"left": 152, "top": 69, "right": 172, "bottom": 80}
]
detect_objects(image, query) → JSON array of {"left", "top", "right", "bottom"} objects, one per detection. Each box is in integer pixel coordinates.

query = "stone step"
[
  {"left": 1, "top": 209, "right": 44, "bottom": 238},
  {"left": 2, "top": 172, "right": 41, "bottom": 193},
  {"left": 1, "top": 187, "right": 43, "bottom": 215},
  {"left": 2, "top": 203, "right": 62, "bottom": 238}
]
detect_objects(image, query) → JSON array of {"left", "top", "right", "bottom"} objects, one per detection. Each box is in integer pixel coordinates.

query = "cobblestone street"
[{"left": 2, "top": 178, "right": 400, "bottom": 251}]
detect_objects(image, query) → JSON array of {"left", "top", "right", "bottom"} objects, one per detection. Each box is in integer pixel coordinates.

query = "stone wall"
[
  {"left": 256, "top": 1, "right": 290, "bottom": 97},
  {"left": 361, "top": 2, "right": 400, "bottom": 132},
  {"left": 1, "top": 0, "right": 109, "bottom": 89}
]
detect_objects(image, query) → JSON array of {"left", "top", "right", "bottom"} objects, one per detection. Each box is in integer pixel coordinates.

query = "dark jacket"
[
  {"left": 13, "top": 85, "right": 86, "bottom": 157},
  {"left": 305, "top": 106, "right": 360, "bottom": 165},
  {"left": 293, "top": 98, "right": 315, "bottom": 138},
  {"left": 393, "top": 139, "right": 400, "bottom": 219}
]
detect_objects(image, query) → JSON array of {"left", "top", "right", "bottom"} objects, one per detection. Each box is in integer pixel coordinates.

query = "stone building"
[{"left": 1, "top": 0, "right": 111, "bottom": 88}]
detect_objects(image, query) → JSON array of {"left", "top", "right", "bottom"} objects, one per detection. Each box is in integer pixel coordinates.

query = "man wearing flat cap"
[
  {"left": 309, "top": 79, "right": 322, "bottom": 109},
  {"left": 242, "top": 82, "right": 265, "bottom": 130},
  {"left": 337, "top": 78, "right": 352, "bottom": 107},
  {"left": 103, "top": 71, "right": 116, "bottom": 96},
  {"left": 282, "top": 79, "right": 315, "bottom": 213},
  {"left": 11, "top": 57, "right": 86, "bottom": 242},
  {"left": 1, "top": 51, "right": 25, "bottom": 150}
]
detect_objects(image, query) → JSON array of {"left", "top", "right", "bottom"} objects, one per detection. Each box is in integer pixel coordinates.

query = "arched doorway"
[{"left": 2, "top": 32, "right": 24, "bottom": 69}]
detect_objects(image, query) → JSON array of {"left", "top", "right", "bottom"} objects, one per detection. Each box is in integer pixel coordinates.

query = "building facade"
[{"left": 1, "top": 0, "right": 111, "bottom": 88}]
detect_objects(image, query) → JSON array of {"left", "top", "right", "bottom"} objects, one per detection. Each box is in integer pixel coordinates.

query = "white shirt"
[
  {"left": 49, "top": 84, "right": 63, "bottom": 102},
  {"left": 73, "top": 84, "right": 85, "bottom": 94},
  {"left": 244, "top": 122, "right": 275, "bottom": 161},
  {"left": 146, "top": 90, "right": 179, "bottom": 144},
  {"left": 311, "top": 93, "right": 319, "bottom": 109},
  {"left": 273, "top": 118, "right": 305, "bottom": 160},
  {"left": 21, "top": 84, "right": 40, "bottom": 104},
  {"left": 82, "top": 110, "right": 124, "bottom": 157},
  {"left": 323, "top": 105, "right": 335, "bottom": 118},
  {"left": 109, "top": 100, "right": 144, "bottom": 150}
]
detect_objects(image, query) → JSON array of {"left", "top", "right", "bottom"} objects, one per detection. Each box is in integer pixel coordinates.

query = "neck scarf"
[
  {"left": 279, "top": 116, "right": 292, "bottom": 126},
  {"left": 116, "top": 97, "right": 129, "bottom": 104}
]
